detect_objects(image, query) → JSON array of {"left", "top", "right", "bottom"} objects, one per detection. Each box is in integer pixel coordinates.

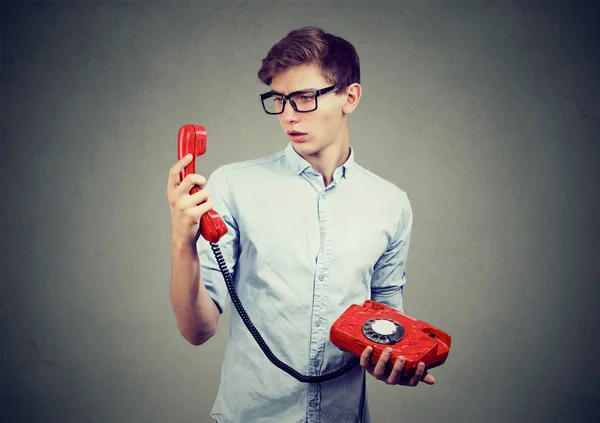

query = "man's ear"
[{"left": 342, "top": 83, "right": 362, "bottom": 115}]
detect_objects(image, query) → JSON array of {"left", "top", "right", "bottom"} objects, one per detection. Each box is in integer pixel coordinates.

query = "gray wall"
[{"left": 2, "top": 1, "right": 599, "bottom": 422}]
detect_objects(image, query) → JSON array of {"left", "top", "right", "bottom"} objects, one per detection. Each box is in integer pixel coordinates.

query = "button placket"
[{"left": 307, "top": 182, "right": 335, "bottom": 423}]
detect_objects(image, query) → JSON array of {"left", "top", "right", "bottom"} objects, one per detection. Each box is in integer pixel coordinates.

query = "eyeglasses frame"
[{"left": 259, "top": 85, "right": 338, "bottom": 115}]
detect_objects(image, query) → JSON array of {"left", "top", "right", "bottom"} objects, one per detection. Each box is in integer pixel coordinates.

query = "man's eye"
[{"left": 273, "top": 97, "right": 284, "bottom": 103}]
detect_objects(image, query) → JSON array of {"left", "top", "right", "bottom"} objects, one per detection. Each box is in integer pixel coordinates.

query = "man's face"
[{"left": 270, "top": 63, "right": 348, "bottom": 156}]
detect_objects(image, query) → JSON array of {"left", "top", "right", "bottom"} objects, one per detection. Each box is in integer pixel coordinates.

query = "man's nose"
[{"left": 281, "top": 101, "right": 300, "bottom": 124}]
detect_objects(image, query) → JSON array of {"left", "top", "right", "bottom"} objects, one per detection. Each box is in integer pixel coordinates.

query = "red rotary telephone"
[
  {"left": 330, "top": 300, "right": 451, "bottom": 376},
  {"left": 176, "top": 123, "right": 452, "bottom": 382}
]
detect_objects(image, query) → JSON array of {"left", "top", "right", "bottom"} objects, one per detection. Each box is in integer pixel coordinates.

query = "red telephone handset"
[{"left": 177, "top": 124, "right": 228, "bottom": 243}]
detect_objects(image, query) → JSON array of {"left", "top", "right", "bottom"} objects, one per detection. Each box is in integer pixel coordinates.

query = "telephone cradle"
[
  {"left": 177, "top": 123, "right": 452, "bottom": 383},
  {"left": 330, "top": 300, "right": 451, "bottom": 377}
]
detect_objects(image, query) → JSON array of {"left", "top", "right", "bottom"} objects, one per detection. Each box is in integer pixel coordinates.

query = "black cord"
[{"left": 210, "top": 242, "right": 359, "bottom": 383}]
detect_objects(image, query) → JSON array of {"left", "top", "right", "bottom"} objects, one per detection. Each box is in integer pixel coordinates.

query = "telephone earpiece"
[{"left": 177, "top": 124, "right": 228, "bottom": 243}]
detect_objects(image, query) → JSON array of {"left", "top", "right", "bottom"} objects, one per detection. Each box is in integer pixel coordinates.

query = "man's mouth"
[
  {"left": 288, "top": 130, "right": 307, "bottom": 136},
  {"left": 287, "top": 130, "right": 308, "bottom": 143}
]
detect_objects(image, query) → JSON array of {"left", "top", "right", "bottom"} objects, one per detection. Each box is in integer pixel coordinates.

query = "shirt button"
[
  {"left": 318, "top": 274, "right": 325, "bottom": 281},
  {"left": 315, "top": 319, "right": 321, "bottom": 327},
  {"left": 310, "top": 400, "right": 317, "bottom": 408}
]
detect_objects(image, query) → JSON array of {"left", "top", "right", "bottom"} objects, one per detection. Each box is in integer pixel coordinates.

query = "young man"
[{"left": 167, "top": 26, "right": 434, "bottom": 423}]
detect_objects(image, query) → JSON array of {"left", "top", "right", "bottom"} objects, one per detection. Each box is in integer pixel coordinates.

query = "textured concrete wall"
[{"left": 1, "top": 1, "right": 599, "bottom": 422}]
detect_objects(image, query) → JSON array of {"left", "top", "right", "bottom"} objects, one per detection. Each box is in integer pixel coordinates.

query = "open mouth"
[{"left": 287, "top": 130, "right": 308, "bottom": 143}]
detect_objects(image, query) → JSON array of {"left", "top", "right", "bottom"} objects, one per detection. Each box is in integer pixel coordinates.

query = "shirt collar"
[{"left": 284, "top": 142, "right": 355, "bottom": 179}]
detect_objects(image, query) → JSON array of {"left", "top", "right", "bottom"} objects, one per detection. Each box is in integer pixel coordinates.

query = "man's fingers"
[
  {"left": 187, "top": 199, "right": 214, "bottom": 220},
  {"left": 177, "top": 197, "right": 214, "bottom": 224},
  {"left": 421, "top": 372, "right": 436, "bottom": 385},
  {"left": 384, "top": 356, "right": 405, "bottom": 384},
  {"left": 177, "top": 190, "right": 211, "bottom": 214},
  {"left": 360, "top": 347, "right": 375, "bottom": 371},
  {"left": 189, "top": 187, "right": 210, "bottom": 205},
  {"left": 176, "top": 174, "right": 208, "bottom": 198},
  {"left": 168, "top": 153, "right": 194, "bottom": 188},
  {"left": 372, "top": 348, "right": 392, "bottom": 379},
  {"left": 409, "top": 362, "right": 425, "bottom": 386}
]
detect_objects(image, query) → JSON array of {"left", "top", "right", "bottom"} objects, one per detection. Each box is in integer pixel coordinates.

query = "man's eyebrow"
[{"left": 270, "top": 88, "right": 316, "bottom": 95}]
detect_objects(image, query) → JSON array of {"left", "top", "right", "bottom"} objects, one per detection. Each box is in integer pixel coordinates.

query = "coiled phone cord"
[{"left": 210, "top": 242, "right": 359, "bottom": 383}]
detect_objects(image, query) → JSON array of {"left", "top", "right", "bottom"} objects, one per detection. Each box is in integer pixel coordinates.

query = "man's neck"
[{"left": 300, "top": 140, "right": 351, "bottom": 187}]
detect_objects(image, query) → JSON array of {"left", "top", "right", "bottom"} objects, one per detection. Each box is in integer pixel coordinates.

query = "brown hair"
[{"left": 257, "top": 26, "right": 360, "bottom": 93}]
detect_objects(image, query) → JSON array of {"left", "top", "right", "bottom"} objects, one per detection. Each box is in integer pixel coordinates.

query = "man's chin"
[{"left": 292, "top": 142, "right": 320, "bottom": 156}]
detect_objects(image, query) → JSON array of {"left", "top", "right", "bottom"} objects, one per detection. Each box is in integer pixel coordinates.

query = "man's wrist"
[{"left": 172, "top": 235, "right": 198, "bottom": 254}]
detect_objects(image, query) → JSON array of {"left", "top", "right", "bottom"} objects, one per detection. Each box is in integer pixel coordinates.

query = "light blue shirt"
[{"left": 197, "top": 142, "right": 413, "bottom": 423}]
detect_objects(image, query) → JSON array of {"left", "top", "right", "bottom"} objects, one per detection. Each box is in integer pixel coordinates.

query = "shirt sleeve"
[
  {"left": 370, "top": 192, "right": 413, "bottom": 313},
  {"left": 196, "top": 166, "right": 240, "bottom": 314}
]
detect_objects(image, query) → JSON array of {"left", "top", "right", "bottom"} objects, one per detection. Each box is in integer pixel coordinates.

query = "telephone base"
[{"left": 329, "top": 300, "right": 451, "bottom": 377}]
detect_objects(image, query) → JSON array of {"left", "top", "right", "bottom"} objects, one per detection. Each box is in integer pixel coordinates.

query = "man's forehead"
[
  {"left": 271, "top": 76, "right": 323, "bottom": 93},
  {"left": 270, "top": 65, "right": 329, "bottom": 93}
]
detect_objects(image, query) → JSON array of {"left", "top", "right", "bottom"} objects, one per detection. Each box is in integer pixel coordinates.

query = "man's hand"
[
  {"left": 360, "top": 346, "right": 436, "bottom": 386},
  {"left": 166, "top": 153, "right": 214, "bottom": 246}
]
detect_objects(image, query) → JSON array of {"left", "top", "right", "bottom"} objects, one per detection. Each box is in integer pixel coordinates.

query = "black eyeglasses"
[{"left": 259, "top": 85, "right": 337, "bottom": 115}]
